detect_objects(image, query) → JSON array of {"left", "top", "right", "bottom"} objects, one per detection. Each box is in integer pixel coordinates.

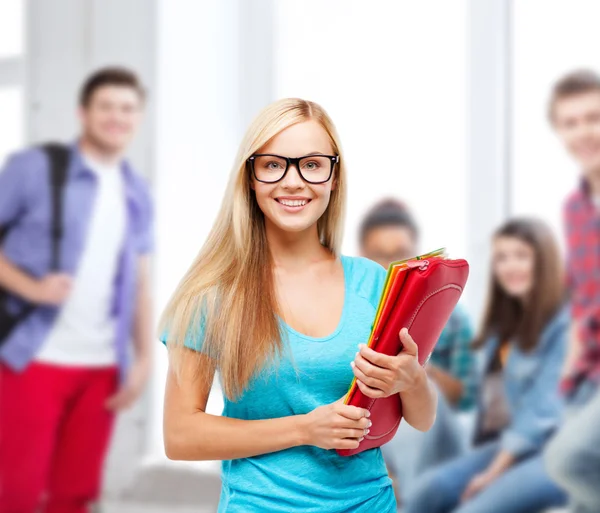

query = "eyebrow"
[{"left": 261, "top": 151, "right": 331, "bottom": 158}]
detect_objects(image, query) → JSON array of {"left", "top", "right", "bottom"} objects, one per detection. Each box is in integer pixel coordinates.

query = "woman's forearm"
[
  {"left": 164, "top": 411, "right": 308, "bottom": 461},
  {"left": 399, "top": 370, "right": 437, "bottom": 431},
  {"left": 485, "top": 450, "right": 515, "bottom": 477}
]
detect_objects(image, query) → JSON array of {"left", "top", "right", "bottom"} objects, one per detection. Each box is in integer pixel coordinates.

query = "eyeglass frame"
[{"left": 247, "top": 153, "right": 339, "bottom": 184}]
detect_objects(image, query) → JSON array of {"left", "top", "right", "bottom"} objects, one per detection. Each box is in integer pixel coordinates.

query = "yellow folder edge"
[
  {"left": 372, "top": 247, "right": 447, "bottom": 329},
  {"left": 344, "top": 247, "right": 447, "bottom": 404}
]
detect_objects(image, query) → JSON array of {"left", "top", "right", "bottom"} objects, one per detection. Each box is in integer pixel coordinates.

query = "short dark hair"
[
  {"left": 79, "top": 66, "right": 146, "bottom": 107},
  {"left": 549, "top": 69, "right": 600, "bottom": 121},
  {"left": 359, "top": 198, "right": 419, "bottom": 245}
]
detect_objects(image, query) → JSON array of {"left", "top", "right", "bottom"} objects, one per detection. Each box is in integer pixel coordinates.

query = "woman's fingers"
[
  {"left": 356, "top": 378, "right": 386, "bottom": 398},
  {"left": 351, "top": 359, "right": 388, "bottom": 389},
  {"left": 337, "top": 415, "right": 371, "bottom": 430},
  {"left": 398, "top": 327, "right": 419, "bottom": 357},
  {"left": 335, "top": 438, "right": 362, "bottom": 450},
  {"left": 334, "top": 427, "right": 370, "bottom": 440},
  {"left": 353, "top": 352, "right": 390, "bottom": 379},
  {"left": 358, "top": 344, "right": 396, "bottom": 368},
  {"left": 334, "top": 401, "right": 370, "bottom": 420}
]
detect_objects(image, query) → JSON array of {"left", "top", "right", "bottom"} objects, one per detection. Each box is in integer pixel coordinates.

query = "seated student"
[
  {"left": 403, "top": 218, "right": 568, "bottom": 513},
  {"left": 359, "top": 199, "right": 477, "bottom": 501}
]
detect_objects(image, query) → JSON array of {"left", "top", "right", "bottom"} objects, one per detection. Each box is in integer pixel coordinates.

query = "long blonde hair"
[{"left": 159, "top": 98, "right": 347, "bottom": 399}]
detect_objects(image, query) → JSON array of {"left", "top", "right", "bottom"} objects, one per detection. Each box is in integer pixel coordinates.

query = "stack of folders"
[{"left": 338, "top": 248, "right": 469, "bottom": 456}]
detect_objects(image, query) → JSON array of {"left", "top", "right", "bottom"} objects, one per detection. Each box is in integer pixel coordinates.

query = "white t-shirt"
[{"left": 36, "top": 156, "right": 126, "bottom": 366}]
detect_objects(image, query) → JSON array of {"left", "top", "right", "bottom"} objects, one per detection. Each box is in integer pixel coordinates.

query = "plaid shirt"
[
  {"left": 429, "top": 303, "right": 477, "bottom": 411},
  {"left": 563, "top": 184, "right": 600, "bottom": 393}
]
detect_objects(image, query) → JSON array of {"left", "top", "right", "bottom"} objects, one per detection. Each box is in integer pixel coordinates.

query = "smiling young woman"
[{"left": 158, "top": 98, "right": 436, "bottom": 513}]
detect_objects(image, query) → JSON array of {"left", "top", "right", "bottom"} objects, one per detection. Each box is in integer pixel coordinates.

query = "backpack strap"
[{"left": 40, "top": 143, "right": 70, "bottom": 271}]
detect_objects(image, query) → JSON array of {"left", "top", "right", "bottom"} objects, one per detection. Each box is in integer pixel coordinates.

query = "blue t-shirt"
[{"left": 174, "top": 255, "right": 395, "bottom": 512}]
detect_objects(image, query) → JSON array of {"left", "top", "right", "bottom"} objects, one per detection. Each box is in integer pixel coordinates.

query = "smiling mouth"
[
  {"left": 275, "top": 198, "right": 311, "bottom": 207},
  {"left": 577, "top": 148, "right": 600, "bottom": 157}
]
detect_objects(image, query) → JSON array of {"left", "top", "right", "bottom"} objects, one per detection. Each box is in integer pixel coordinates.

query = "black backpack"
[{"left": 0, "top": 144, "right": 70, "bottom": 346}]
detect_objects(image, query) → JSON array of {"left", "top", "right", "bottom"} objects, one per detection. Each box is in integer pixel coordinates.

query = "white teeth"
[{"left": 279, "top": 199, "right": 307, "bottom": 207}]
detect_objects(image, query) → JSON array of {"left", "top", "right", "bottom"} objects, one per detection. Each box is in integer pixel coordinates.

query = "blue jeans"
[
  {"left": 402, "top": 441, "right": 566, "bottom": 513},
  {"left": 382, "top": 387, "right": 469, "bottom": 499},
  {"left": 545, "top": 381, "right": 600, "bottom": 513}
]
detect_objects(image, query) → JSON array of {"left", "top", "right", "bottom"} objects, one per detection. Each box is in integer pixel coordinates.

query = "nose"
[{"left": 281, "top": 163, "right": 305, "bottom": 189}]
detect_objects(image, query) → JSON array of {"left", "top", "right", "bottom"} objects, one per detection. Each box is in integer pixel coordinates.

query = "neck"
[
  {"left": 584, "top": 166, "right": 600, "bottom": 197},
  {"left": 265, "top": 221, "right": 332, "bottom": 270},
  {"left": 79, "top": 136, "right": 122, "bottom": 167},
  {"left": 517, "top": 292, "right": 531, "bottom": 309}
]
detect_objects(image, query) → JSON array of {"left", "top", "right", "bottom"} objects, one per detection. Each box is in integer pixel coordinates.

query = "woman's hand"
[
  {"left": 351, "top": 328, "right": 426, "bottom": 399},
  {"left": 461, "top": 471, "right": 496, "bottom": 502},
  {"left": 461, "top": 450, "right": 514, "bottom": 502},
  {"left": 302, "top": 397, "right": 372, "bottom": 450}
]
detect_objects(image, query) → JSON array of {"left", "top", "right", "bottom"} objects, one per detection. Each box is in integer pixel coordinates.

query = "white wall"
[
  {"left": 511, "top": 0, "right": 600, "bottom": 241},
  {"left": 0, "top": 88, "right": 24, "bottom": 162}
]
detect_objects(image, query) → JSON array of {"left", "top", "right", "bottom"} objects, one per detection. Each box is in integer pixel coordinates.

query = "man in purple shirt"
[{"left": 0, "top": 67, "right": 153, "bottom": 513}]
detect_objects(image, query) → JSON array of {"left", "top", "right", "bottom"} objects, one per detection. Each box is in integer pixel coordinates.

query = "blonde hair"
[{"left": 158, "top": 98, "right": 347, "bottom": 399}]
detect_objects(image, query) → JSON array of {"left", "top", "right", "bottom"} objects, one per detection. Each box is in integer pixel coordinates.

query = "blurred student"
[
  {"left": 0, "top": 67, "right": 153, "bottom": 513},
  {"left": 544, "top": 70, "right": 600, "bottom": 513},
  {"left": 404, "top": 218, "right": 568, "bottom": 513},
  {"left": 160, "top": 99, "right": 437, "bottom": 512},
  {"left": 359, "top": 199, "right": 477, "bottom": 502}
]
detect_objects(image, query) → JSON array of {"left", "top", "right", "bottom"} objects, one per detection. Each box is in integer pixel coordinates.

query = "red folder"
[{"left": 337, "top": 253, "right": 469, "bottom": 456}]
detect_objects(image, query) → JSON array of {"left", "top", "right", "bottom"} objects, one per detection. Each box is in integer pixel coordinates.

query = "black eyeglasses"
[{"left": 247, "top": 153, "right": 339, "bottom": 184}]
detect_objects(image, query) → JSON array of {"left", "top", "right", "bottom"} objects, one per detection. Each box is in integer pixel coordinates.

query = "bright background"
[{"left": 1, "top": 1, "right": 599, "bottom": 511}]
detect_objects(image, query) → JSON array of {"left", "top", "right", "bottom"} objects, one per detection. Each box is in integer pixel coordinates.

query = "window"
[
  {"left": 273, "top": 1, "right": 468, "bottom": 259},
  {"left": 0, "top": 0, "right": 24, "bottom": 59},
  {"left": 0, "top": 0, "right": 25, "bottom": 165}
]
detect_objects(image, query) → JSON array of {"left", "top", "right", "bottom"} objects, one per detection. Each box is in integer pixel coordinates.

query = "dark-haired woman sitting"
[{"left": 403, "top": 218, "right": 568, "bottom": 513}]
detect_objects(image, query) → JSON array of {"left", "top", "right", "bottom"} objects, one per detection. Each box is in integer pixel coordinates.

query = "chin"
[
  {"left": 274, "top": 221, "right": 314, "bottom": 233},
  {"left": 264, "top": 213, "right": 312, "bottom": 234},
  {"left": 582, "top": 159, "right": 600, "bottom": 174},
  {"left": 506, "top": 287, "right": 530, "bottom": 299},
  {"left": 96, "top": 134, "right": 131, "bottom": 152}
]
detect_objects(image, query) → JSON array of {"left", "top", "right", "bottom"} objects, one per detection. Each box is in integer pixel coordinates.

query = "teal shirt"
[{"left": 172, "top": 255, "right": 395, "bottom": 512}]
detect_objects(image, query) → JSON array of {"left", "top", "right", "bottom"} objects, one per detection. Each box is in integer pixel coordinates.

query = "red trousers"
[{"left": 0, "top": 363, "right": 118, "bottom": 513}]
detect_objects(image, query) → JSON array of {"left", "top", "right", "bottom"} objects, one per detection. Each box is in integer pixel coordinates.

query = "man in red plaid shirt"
[{"left": 544, "top": 70, "right": 600, "bottom": 513}]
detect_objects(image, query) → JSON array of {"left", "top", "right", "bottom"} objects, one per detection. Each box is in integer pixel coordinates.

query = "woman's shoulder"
[
  {"left": 341, "top": 255, "right": 387, "bottom": 307},
  {"left": 341, "top": 254, "right": 386, "bottom": 280}
]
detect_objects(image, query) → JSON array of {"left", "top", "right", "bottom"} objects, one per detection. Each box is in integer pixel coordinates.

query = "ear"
[
  {"left": 331, "top": 176, "right": 337, "bottom": 191},
  {"left": 250, "top": 178, "right": 256, "bottom": 191},
  {"left": 77, "top": 106, "right": 86, "bottom": 125}
]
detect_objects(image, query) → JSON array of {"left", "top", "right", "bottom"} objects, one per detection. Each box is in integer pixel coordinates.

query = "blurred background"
[{"left": 0, "top": 0, "right": 597, "bottom": 511}]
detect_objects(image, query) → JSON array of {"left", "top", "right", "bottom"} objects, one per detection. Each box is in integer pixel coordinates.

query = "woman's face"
[
  {"left": 251, "top": 120, "right": 336, "bottom": 235},
  {"left": 492, "top": 235, "right": 536, "bottom": 300}
]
